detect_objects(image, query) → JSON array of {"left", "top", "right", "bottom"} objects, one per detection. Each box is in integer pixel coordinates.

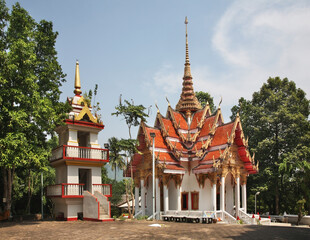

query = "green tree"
[
  {"left": 108, "top": 137, "right": 125, "bottom": 181},
  {"left": 0, "top": 1, "right": 69, "bottom": 214},
  {"left": 111, "top": 96, "right": 149, "bottom": 218},
  {"left": 231, "top": 77, "right": 310, "bottom": 215},
  {"left": 195, "top": 91, "right": 215, "bottom": 112},
  {"left": 112, "top": 95, "right": 149, "bottom": 139}
]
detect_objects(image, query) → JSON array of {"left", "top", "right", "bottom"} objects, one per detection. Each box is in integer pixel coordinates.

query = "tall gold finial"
[
  {"left": 176, "top": 17, "right": 201, "bottom": 113},
  {"left": 185, "top": 16, "right": 190, "bottom": 66},
  {"left": 74, "top": 60, "right": 82, "bottom": 95}
]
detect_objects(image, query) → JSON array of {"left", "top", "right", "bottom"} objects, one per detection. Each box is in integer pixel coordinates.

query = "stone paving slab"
[{"left": 0, "top": 220, "right": 309, "bottom": 239}]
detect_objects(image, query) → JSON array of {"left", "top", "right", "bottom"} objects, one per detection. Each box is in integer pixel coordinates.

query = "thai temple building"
[
  {"left": 46, "top": 62, "right": 112, "bottom": 221},
  {"left": 130, "top": 18, "right": 258, "bottom": 222}
]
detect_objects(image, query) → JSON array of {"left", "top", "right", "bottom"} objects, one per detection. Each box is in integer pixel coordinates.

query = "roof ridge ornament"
[
  {"left": 74, "top": 60, "right": 82, "bottom": 96},
  {"left": 176, "top": 17, "right": 202, "bottom": 114}
]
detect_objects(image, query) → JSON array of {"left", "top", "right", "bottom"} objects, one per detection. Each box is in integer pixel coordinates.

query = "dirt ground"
[{"left": 0, "top": 220, "right": 309, "bottom": 240}]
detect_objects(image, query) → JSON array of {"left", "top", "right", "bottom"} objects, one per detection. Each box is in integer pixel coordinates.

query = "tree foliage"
[
  {"left": 112, "top": 95, "right": 149, "bottom": 139},
  {"left": 195, "top": 91, "right": 215, "bottom": 112},
  {"left": 108, "top": 137, "right": 125, "bottom": 181},
  {"left": 111, "top": 96, "right": 148, "bottom": 218},
  {"left": 231, "top": 77, "right": 310, "bottom": 215},
  {"left": 0, "top": 1, "right": 69, "bottom": 214}
]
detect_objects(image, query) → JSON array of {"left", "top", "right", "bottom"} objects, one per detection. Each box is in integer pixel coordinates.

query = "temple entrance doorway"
[
  {"left": 181, "top": 192, "right": 188, "bottom": 210},
  {"left": 79, "top": 168, "right": 91, "bottom": 191}
]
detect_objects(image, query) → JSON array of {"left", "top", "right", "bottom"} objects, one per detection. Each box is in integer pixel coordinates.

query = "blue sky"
[{"left": 6, "top": 0, "right": 310, "bottom": 145}]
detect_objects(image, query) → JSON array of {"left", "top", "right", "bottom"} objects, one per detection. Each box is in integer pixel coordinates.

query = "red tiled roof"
[
  {"left": 201, "top": 150, "right": 221, "bottom": 162},
  {"left": 210, "top": 122, "right": 234, "bottom": 147},
  {"left": 145, "top": 127, "right": 167, "bottom": 149},
  {"left": 155, "top": 152, "right": 177, "bottom": 163},
  {"left": 164, "top": 164, "right": 185, "bottom": 171},
  {"left": 193, "top": 141, "right": 203, "bottom": 151},
  {"left": 190, "top": 110, "right": 204, "bottom": 129},
  {"left": 172, "top": 110, "right": 188, "bottom": 129},
  {"left": 162, "top": 118, "right": 178, "bottom": 138},
  {"left": 199, "top": 115, "right": 216, "bottom": 137},
  {"left": 171, "top": 141, "right": 183, "bottom": 151}
]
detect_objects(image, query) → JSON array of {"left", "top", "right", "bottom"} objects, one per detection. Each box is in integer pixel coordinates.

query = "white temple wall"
[
  {"left": 168, "top": 180, "right": 178, "bottom": 210},
  {"left": 199, "top": 179, "right": 213, "bottom": 211},
  {"left": 225, "top": 173, "right": 234, "bottom": 216},
  {"left": 55, "top": 164, "right": 67, "bottom": 184},
  {"left": 52, "top": 198, "right": 82, "bottom": 219},
  {"left": 91, "top": 167, "right": 102, "bottom": 185},
  {"left": 68, "top": 129, "right": 78, "bottom": 146},
  {"left": 67, "top": 199, "right": 83, "bottom": 219},
  {"left": 67, "top": 165, "right": 79, "bottom": 184},
  {"left": 181, "top": 173, "right": 199, "bottom": 192},
  {"left": 90, "top": 132, "right": 100, "bottom": 148}
]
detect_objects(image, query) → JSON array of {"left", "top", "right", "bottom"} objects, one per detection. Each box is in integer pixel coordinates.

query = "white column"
[
  {"left": 163, "top": 184, "right": 169, "bottom": 213},
  {"left": 242, "top": 184, "right": 247, "bottom": 213},
  {"left": 212, "top": 183, "right": 217, "bottom": 212},
  {"left": 177, "top": 186, "right": 181, "bottom": 211},
  {"left": 135, "top": 186, "right": 140, "bottom": 214},
  {"left": 220, "top": 176, "right": 225, "bottom": 219},
  {"left": 141, "top": 179, "right": 145, "bottom": 216},
  {"left": 235, "top": 177, "right": 240, "bottom": 217},
  {"left": 155, "top": 178, "right": 160, "bottom": 219}
]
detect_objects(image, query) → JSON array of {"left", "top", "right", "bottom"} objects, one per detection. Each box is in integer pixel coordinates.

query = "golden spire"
[
  {"left": 176, "top": 17, "right": 201, "bottom": 114},
  {"left": 184, "top": 16, "right": 191, "bottom": 77},
  {"left": 74, "top": 60, "right": 82, "bottom": 95}
]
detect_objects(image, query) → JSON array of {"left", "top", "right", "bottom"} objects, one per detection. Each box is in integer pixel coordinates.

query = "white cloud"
[
  {"left": 146, "top": 0, "right": 310, "bottom": 121},
  {"left": 211, "top": 0, "right": 310, "bottom": 98},
  {"left": 143, "top": 64, "right": 183, "bottom": 101}
]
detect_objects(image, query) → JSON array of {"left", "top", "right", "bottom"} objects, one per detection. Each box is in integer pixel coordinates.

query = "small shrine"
[
  {"left": 129, "top": 18, "right": 258, "bottom": 222},
  {"left": 46, "top": 61, "right": 112, "bottom": 221}
]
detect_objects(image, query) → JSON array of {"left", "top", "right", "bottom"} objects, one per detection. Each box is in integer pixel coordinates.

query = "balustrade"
[
  {"left": 46, "top": 183, "right": 84, "bottom": 198},
  {"left": 50, "top": 145, "right": 109, "bottom": 162},
  {"left": 93, "top": 184, "right": 112, "bottom": 197}
]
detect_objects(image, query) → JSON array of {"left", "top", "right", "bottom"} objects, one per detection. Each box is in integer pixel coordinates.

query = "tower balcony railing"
[
  {"left": 46, "top": 183, "right": 85, "bottom": 198},
  {"left": 93, "top": 184, "right": 112, "bottom": 197},
  {"left": 50, "top": 145, "right": 109, "bottom": 162}
]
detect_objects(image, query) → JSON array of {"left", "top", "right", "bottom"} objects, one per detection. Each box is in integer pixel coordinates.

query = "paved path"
[{"left": 0, "top": 220, "right": 309, "bottom": 239}]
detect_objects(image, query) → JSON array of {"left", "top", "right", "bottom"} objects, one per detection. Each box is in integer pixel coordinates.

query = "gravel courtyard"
[{"left": 0, "top": 220, "right": 309, "bottom": 240}]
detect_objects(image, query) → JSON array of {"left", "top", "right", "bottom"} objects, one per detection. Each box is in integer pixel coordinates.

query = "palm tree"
[{"left": 108, "top": 137, "right": 125, "bottom": 181}]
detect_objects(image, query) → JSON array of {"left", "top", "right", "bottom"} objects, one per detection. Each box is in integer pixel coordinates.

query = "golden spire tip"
[{"left": 74, "top": 60, "right": 82, "bottom": 96}]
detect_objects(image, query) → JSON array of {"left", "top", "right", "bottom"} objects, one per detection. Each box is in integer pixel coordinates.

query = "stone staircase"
[
  {"left": 83, "top": 191, "right": 113, "bottom": 221},
  {"left": 99, "top": 205, "right": 110, "bottom": 220}
]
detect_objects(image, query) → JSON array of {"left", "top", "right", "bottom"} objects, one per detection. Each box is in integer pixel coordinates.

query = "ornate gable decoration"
[{"left": 75, "top": 105, "right": 98, "bottom": 123}]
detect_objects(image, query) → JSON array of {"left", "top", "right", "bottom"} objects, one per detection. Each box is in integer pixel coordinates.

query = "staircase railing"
[
  {"left": 223, "top": 211, "right": 236, "bottom": 224},
  {"left": 94, "top": 191, "right": 110, "bottom": 218},
  {"left": 134, "top": 210, "right": 142, "bottom": 218},
  {"left": 238, "top": 209, "right": 252, "bottom": 224}
]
